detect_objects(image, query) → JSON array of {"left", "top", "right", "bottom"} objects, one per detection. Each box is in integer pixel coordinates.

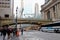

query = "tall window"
[
  {"left": 53, "top": 6, "right": 56, "bottom": 18},
  {"left": 53, "top": 6, "right": 55, "bottom": 12},
  {"left": 47, "top": 11, "right": 50, "bottom": 19}
]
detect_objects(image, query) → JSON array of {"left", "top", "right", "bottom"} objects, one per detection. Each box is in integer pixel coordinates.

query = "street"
[{"left": 0, "top": 31, "right": 60, "bottom": 40}]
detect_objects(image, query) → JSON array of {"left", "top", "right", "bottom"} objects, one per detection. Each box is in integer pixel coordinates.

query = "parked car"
[
  {"left": 40, "top": 27, "right": 60, "bottom": 33},
  {"left": 54, "top": 28, "right": 60, "bottom": 33},
  {"left": 40, "top": 27, "right": 54, "bottom": 33}
]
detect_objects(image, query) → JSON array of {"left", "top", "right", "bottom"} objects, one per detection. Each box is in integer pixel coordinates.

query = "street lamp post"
[
  {"left": 15, "top": 7, "right": 18, "bottom": 30},
  {"left": 20, "top": 8, "right": 24, "bottom": 35}
]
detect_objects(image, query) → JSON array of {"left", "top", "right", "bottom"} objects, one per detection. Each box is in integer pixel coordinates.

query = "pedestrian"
[
  {"left": 2, "top": 25, "right": 7, "bottom": 40},
  {"left": 21, "top": 28, "right": 23, "bottom": 35},
  {"left": 0, "top": 27, "right": 3, "bottom": 36},
  {"left": 12, "top": 28, "right": 16, "bottom": 36},
  {"left": 7, "top": 26, "right": 12, "bottom": 40}
]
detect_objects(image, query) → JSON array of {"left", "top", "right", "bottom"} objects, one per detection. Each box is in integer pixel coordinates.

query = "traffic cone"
[{"left": 16, "top": 30, "right": 20, "bottom": 37}]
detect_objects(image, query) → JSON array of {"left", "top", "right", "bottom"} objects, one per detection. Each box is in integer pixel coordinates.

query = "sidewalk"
[
  {"left": 0, "top": 31, "right": 60, "bottom": 40},
  {"left": 11, "top": 31, "right": 44, "bottom": 40},
  {"left": 0, "top": 31, "right": 44, "bottom": 40}
]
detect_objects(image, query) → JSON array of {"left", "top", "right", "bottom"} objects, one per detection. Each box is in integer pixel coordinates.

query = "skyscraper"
[
  {"left": 41, "top": 0, "right": 60, "bottom": 21},
  {"left": 0, "top": 0, "right": 14, "bottom": 19},
  {"left": 20, "top": 0, "right": 24, "bottom": 18},
  {"left": 45, "top": 0, "right": 49, "bottom": 3},
  {"left": 21, "top": 0, "right": 24, "bottom": 9},
  {"left": 34, "top": 3, "right": 39, "bottom": 18}
]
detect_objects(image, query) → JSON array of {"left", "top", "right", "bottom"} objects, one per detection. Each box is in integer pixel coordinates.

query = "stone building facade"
[
  {"left": 41, "top": 0, "right": 60, "bottom": 22},
  {"left": 0, "top": 0, "right": 14, "bottom": 19}
]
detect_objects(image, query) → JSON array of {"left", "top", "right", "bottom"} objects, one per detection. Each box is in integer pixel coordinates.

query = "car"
[
  {"left": 40, "top": 27, "right": 60, "bottom": 33},
  {"left": 54, "top": 28, "right": 60, "bottom": 33},
  {"left": 40, "top": 27, "right": 54, "bottom": 33}
]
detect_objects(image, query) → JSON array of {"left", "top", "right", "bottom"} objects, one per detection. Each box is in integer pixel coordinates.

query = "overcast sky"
[{"left": 14, "top": 0, "right": 45, "bottom": 18}]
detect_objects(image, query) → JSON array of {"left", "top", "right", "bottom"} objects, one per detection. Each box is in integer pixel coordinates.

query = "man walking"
[{"left": 2, "top": 25, "right": 7, "bottom": 40}]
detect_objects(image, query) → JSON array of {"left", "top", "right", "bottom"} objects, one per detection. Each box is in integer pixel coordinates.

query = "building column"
[
  {"left": 56, "top": 4, "right": 60, "bottom": 21},
  {"left": 50, "top": 8, "right": 55, "bottom": 21},
  {"left": 55, "top": 4, "right": 58, "bottom": 19},
  {"left": 44, "top": 11, "right": 48, "bottom": 20},
  {"left": 41, "top": 12, "right": 45, "bottom": 20},
  {"left": 57, "top": 3, "right": 60, "bottom": 19}
]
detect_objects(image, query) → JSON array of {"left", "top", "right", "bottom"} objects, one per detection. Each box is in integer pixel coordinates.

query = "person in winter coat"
[{"left": 2, "top": 25, "right": 7, "bottom": 40}]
